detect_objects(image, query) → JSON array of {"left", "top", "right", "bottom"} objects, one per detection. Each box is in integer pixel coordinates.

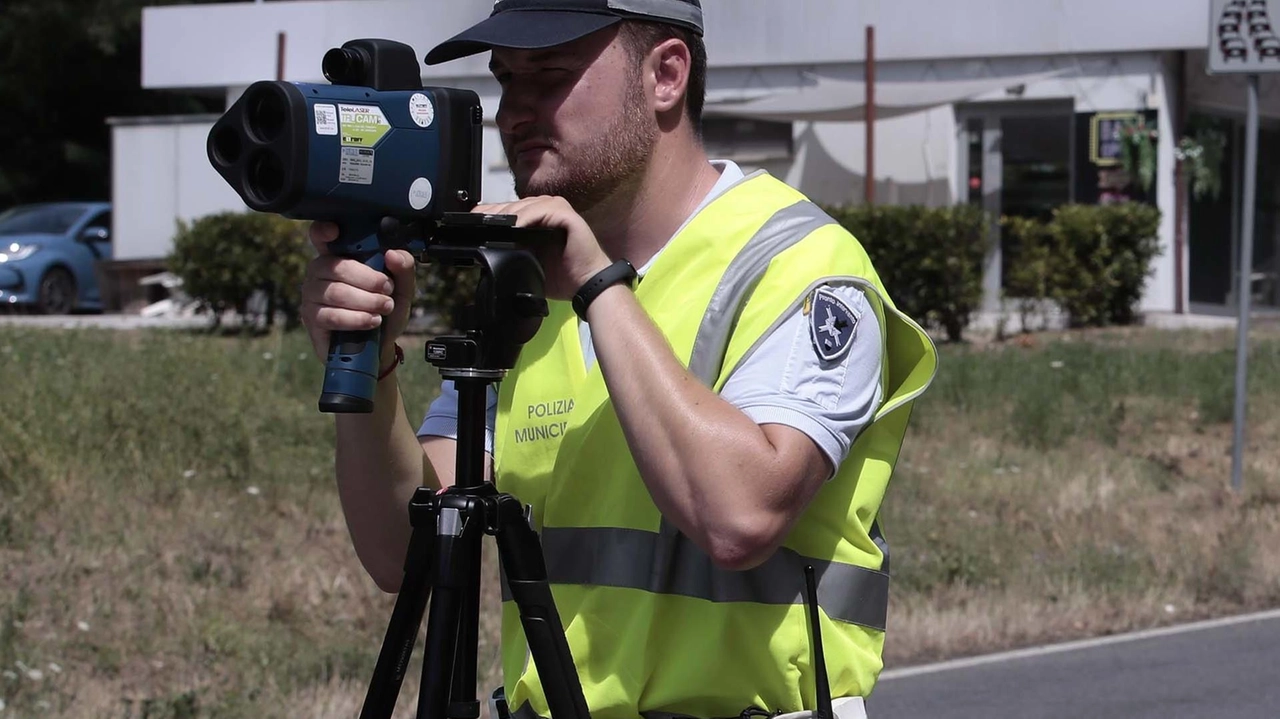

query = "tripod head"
[{"left": 418, "top": 212, "right": 557, "bottom": 379}]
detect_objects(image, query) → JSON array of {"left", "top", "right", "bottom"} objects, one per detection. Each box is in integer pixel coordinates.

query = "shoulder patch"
[{"left": 808, "top": 286, "right": 859, "bottom": 362}]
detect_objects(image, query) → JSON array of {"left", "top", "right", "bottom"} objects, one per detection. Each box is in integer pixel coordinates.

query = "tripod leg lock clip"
[{"left": 489, "top": 687, "right": 512, "bottom": 719}]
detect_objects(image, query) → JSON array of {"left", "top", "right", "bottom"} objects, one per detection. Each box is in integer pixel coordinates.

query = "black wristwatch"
[{"left": 572, "top": 259, "right": 637, "bottom": 320}]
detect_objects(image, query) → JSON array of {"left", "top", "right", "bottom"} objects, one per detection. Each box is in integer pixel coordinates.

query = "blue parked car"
[{"left": 0, "top": 202, "right": 113, "bottom": 314}]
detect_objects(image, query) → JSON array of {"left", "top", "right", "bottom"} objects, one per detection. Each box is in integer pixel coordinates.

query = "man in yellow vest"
[{"left": 299, "top": 2, "right": 937, "bottom": 718}]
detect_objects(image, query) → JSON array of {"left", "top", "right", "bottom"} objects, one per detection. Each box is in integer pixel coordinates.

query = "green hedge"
[
  {"left": 825, "top": 204, "right": 990, "bottom": 342},
  {"left": 824, "top": 202, "right": 1160, "bottom": 339},
  {"left": 1002, "top": 203, "right": 1162, "bottom": 328},
  {"left": 166, "top": 201, "right": 1158, "bottom": 340},
  {"left": 169, "top": 212, "right": 312, "bottom": 329}
]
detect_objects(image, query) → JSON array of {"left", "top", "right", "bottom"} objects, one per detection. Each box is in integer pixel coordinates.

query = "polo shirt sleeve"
[
  {"left": 718, "top": 282, "right": 884, "bottom": 479},
  {"left": 417, "top": 380, "right": 498, "bottom": 455}
]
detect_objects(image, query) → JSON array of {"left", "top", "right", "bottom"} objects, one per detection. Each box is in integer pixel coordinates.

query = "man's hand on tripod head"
[
  {"left": 299, "top": 221, "right": 417, "bottom": 366},
  {"left": 473, "top": 196, "right": 611, "bottom": 301}
]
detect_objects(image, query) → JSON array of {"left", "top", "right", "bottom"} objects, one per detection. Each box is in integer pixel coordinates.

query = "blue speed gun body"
[{"left": 207, "top": 39, "right": 482, "bottom": 413}]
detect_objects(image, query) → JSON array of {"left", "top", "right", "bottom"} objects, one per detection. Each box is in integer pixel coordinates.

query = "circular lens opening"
[
  {"left": 210, "top": 126, "right": 242, "bottom": 166},
  {"left": 246, "top": 150, "right": 286, "bottom": 206},
  {"left": 247, "top": 87, "right": 287, "bottom": 144},
  {"left": 322, "top": 48, "right": 352, "bottom": 84},
  {"left": 323, "top": 47, "right": 367, "bottom": 85}
]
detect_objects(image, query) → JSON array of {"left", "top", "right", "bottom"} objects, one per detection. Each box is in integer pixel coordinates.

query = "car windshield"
[{"left": 0, "top": 205, "right": 86, "bottom": 235}]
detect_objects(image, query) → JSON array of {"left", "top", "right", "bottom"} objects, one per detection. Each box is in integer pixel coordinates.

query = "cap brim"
[{"left": 425, "top": 10, "right": 622, "bottom": 65}]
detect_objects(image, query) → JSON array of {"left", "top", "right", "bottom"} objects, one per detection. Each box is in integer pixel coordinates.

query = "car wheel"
[{"left": 37, "top": 267, "right": 77, "bottom": 315}]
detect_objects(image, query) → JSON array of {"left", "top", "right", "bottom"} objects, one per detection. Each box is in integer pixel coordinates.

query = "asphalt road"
[{"left": 867, "top": 609, "right": 1280, "bottom": 718}]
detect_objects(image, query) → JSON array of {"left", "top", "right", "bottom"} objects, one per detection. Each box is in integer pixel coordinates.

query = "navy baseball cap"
[{"left": 424, "top": 0, "right": 704, "bottom": 66}]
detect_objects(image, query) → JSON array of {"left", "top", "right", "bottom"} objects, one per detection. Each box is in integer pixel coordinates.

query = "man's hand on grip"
[{"left": 299, "top": 221, "right": 417, "bottom": 365}]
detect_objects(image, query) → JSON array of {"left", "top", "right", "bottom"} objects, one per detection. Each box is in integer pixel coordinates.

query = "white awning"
[{"left": 706, "top": 68, "right": 1072, "bottom": 122}]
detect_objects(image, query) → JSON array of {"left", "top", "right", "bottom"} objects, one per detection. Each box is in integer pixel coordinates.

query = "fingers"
[
  {"left": 300, "top": 255, "right": 394, "bottom": 340},
  {"left": 308, "top": 221, "right": 340, "bottom": 256},
  {"left": 306, "top": 304, "right": 385, "bottom": 333},
  {"left": 298, "top": 228, "right": 421, "bottom": 363},
  {"left": 300, "top": 297, "right": 383, "bottom": 363},
  {"left": 302, "top": 274, "right": 394, "bottom": 317},
  {"left": 384, "top": 250, "right": 418, "bottom": 307},
  {"left": 309, "top": 254, "right": 394, "bottom": 296}
]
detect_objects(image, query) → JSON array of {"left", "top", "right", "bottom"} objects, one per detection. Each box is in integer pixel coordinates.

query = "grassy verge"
[
  {"left": 1, "top": 324, "right": 1278, "bottom": 715},
  {"left": 882, "top": 326, "right": 1280, "bottom": 664}
]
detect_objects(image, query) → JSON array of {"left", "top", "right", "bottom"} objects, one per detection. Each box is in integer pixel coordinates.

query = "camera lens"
[
  {"left": 246, "top": 150, "right": 286, "bottom": 206},
  {"left": 247, "top": 87, "right": 287, "bottom": 144},
  {"left": 323, "top": 47, "right": 365, "bottom": 85},
  {"left": 210, "top": 126, "right": 242, "bottom": 166}
]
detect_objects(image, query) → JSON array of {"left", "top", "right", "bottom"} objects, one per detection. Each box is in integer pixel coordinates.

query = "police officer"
[{"left": 299, "top": 2, "right": 937, "bottom": 718}]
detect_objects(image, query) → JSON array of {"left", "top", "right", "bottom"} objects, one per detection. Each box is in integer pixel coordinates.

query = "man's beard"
[{"left": 506, "top": 73, "right": 656, "bottom": 213}]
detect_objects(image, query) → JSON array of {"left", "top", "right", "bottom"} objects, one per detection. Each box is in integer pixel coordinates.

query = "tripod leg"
[
  {"left": 451, "top": 535, "right": 482, "bottom": 718},
  {"left": 492, "top": 496, "right": 591, "bottom": 719},
  {"left": 417, "top": 498, "right": 484, "bottom": 719},
  {"left": 359, "top": 489, "right": 440, "bottom": 719}
]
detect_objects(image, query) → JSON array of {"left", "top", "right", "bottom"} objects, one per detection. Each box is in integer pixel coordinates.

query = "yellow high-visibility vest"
[{"left": 494, "top": 172, "right": 938, "bottom": 719}]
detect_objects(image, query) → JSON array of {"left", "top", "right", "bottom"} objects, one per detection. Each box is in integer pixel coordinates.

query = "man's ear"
[{"left": 650, "top": 38, "right": 691, "bottom": 114}]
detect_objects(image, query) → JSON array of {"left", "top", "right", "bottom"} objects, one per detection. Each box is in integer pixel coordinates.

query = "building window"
[{"left": 702, "top": 118, "right": 794, "bottom": 163}]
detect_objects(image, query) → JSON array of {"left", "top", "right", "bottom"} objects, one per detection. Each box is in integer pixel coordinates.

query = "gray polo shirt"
[{"left": 418, "top": 161, "right": 883, "bottom": 478}]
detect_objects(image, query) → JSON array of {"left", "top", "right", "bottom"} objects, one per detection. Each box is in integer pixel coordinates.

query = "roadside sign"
[
  {"left": 1209, "top": 1, "right": 1276, "bottom": 491},
  {"left": 1208, "top": 1, "right": 1278, "bottom": 490},
  {"left": 1209, "top": 0, "right": 1280, "bottom": 74}
]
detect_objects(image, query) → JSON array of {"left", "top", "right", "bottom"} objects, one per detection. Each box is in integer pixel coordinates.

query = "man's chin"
[{"left": 513, "top": 170, "right": 563, "bottom": 200}]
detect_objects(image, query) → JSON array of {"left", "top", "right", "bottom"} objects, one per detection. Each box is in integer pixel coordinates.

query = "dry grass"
[
  {"left": 1, "top": 443, "right": 508, "bottom": 718},
  {"left": 881, "top": 324, "right": 1280, "bottom": 666},
  {"left": 1, "top": 324, "right": 1279, "bottom": 715}
]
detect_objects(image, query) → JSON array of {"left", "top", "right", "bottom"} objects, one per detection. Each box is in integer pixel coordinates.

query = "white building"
[{"left": 106, "top": 0, "right": 1278, "bottom": 321}]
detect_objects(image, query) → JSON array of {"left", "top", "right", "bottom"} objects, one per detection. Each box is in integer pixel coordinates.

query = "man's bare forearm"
[
  {"left": 586, "top": 286, "right": 829, "bottom": 570},
  {"left": 334, "top": 375, "right": 443, "bottom": 592}
]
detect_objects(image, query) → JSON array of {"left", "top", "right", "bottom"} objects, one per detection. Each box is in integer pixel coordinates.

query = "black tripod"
[{"left": 358, "top": 213, "right": 590, "bottom": 719}]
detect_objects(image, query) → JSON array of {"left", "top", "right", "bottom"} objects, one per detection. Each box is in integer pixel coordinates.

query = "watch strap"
[{"left": 572, "top": 259, "right": 636, "bottom": 320}]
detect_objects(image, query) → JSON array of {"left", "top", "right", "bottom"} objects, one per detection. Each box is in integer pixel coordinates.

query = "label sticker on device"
[
  {"left": 338, "top": 104, "right": 390, "bottom": 147},
  {"left": 339, "top": 147, "right": 375, "bottom": 185},
  {"left": 314, "top": 104, "right": 338, "bottom": 136},
  {"left": 409, "top": 93, "right": 435, "bottom": 128},
  {"left": 408, "top": 177, "right": 433, "bottom": 210}
]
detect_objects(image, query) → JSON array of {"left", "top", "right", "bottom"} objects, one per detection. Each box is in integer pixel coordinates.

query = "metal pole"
[
  {"left": 276, "top": 32, "right": 286, "bottom": 81},
  {"left": 865, "top": 25, "right": 876, "bottom": 206},
  {"left": 1231, "top": 74, "right": 1259, "bottom": 493}
]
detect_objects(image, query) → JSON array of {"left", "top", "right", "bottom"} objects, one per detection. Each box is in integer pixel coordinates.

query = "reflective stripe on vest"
[
  {"left": 688, "top": 200, "right": 837, "bottom": 386},
  {"left": 537, "top": 525, "right": 889, "bottom": 630}
]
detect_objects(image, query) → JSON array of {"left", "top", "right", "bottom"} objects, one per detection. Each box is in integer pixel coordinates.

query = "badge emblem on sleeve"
[{"left": 807, "top": 286, "right": 859, "bottom": 362}]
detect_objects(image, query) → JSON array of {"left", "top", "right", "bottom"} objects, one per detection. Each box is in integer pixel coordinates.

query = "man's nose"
[{"left": 495, "top": 87, "right": 537, "bottom": 135}]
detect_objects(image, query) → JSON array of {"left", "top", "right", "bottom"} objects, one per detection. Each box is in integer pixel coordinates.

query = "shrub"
[
  {"left": 825, "top": 204, "right": 989, "bottom": 342},
  {"left": 169, "top": 212, "right": 312, "bottom": 329},
  {"left": 1000, "top": 215, "right": 1057, "bottom": 331},
  {"left": 1002, "top": 203, "right": 1161, "bottom": 328}
]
